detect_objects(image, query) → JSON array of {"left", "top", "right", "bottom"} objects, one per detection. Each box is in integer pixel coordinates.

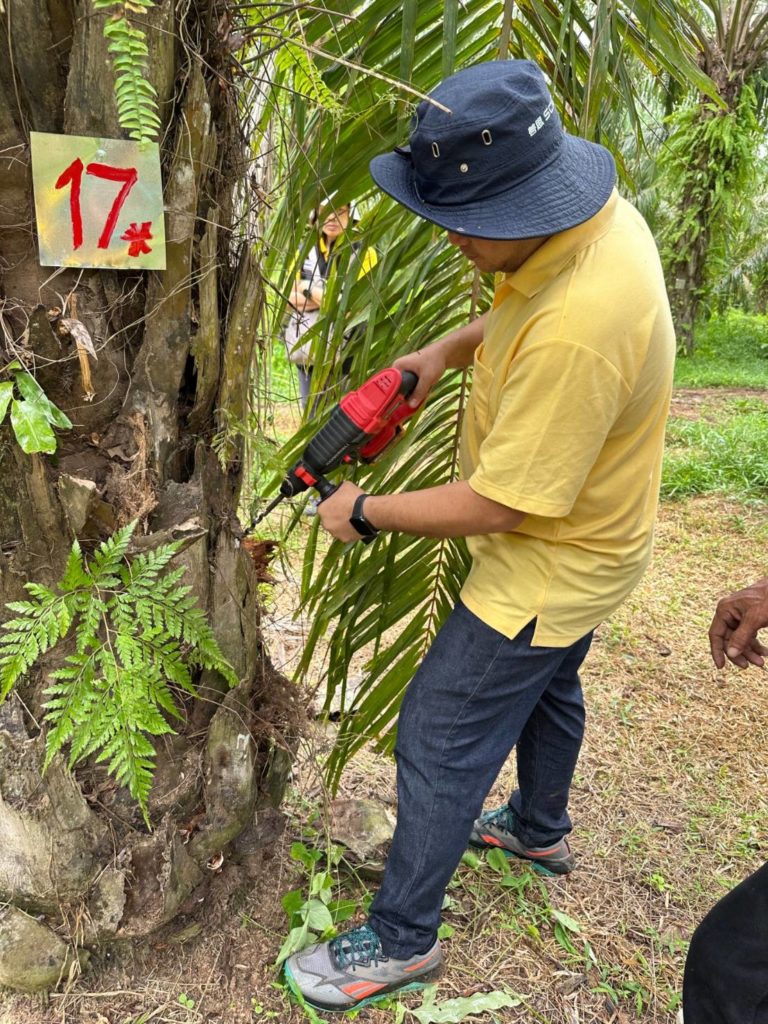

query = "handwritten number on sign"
[
  {"left": 55, "top": 159, "right": 139, "bottom": 250},
  {"left": 54, "top": 158, "right": 84, "bottom": 250}
]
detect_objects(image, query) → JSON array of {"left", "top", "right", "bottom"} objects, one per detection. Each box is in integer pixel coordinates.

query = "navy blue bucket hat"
[{"left": 370, "top": 60, "right": 616, "bottom": 240}]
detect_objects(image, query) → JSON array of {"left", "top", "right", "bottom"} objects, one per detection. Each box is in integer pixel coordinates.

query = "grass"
[
  {"left": 674, "top": 310, "right": 768, "bottom": 388},
  {"left": 662, "top": 397, "right": 768, "bottom": 500}
]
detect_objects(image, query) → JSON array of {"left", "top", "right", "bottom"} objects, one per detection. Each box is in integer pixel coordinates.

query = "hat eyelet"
[
  {"left": 459, "top": 162, "right": 469, "bottom": 173},
  {"left": 482, "top": 130, "right": 493, "bottom": 145},
  {"left": 431, "top": 142, "right": 440, "bottom": 158}
]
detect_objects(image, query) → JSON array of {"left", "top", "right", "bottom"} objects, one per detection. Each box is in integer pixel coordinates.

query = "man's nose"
[{"left": 447, "top": 231, "right": 465, "bottom": 247}]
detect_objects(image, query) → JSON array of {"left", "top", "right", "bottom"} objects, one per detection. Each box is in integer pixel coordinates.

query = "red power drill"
[{"left": 249, "top": 367, "right": 419, "bottom": 532}]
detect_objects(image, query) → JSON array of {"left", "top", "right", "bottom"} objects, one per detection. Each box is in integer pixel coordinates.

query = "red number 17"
[{"left": 55, "top": 158, "right": 138, "bottom": 251}]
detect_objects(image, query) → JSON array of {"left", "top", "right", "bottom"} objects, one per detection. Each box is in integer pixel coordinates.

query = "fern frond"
[
  {"left": 274, "top": 40, "right": 344, "bottom": 119},
  {"left": 97, "top": 4, "right": 160, "bottom": 145},
  {"left": 61, "top": 541, "right": 91, "bottom": 592},
  {"left": 43, "top": 651, "right": 99, "bottom": 768},
  {"left": 90, "top": 521, "right": 136, "bottom": 584},
  {"left": 0, "top": 588, "right": 75, "bottom": 700},
  {"left": 3, "top": 523, "right": 237, "bottom": 825}
]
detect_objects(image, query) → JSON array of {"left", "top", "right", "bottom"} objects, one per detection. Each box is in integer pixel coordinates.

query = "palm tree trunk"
[{"left": 0, "top": 0, "right": 293, "bottom": 987}]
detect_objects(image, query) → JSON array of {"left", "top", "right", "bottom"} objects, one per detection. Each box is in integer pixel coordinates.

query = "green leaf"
[
  {"left": 12, "top": 371, "right": 72, "bottom": 429},
  {"left": 485, "top": 848, "right": 512, "bottom": 875},
  {"left": 282, "top": 889, "right": 305, "bottom": 916},
  {"left": 291, "top": 842, "right": 323, "bottom": 870},
  {"left": 9, "top": 399, "right": 57, "bottom": 454},
  {"left": 303, "top": 899, "right": 333, "bottom": 933},
  {"left": 328, "top": 898, "right": 357, "bottom": 924},
  {"left": 551, "top": 908, "right": 582, "bottom": 933},
  {"left": 276, "top": 924, "right": 311, "bottom": 966},
  {"left": 411, "top": 985, "right": 523, "bottom": 1023},
  {"left": 0, "top": 381, "right": 13, "bottom": 424}
]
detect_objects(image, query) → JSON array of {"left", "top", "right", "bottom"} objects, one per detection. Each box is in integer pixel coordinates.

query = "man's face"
[{"left": 446, "top": 231, "right": 548, "bottom": 273}]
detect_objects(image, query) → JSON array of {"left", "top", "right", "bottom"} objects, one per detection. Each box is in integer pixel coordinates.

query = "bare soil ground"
[
  {"left": 670, "top": 387, "right": 768, "bottom": 419},
  {"left": 3, "top": 397, "right": 768, "bottom": 1024}
]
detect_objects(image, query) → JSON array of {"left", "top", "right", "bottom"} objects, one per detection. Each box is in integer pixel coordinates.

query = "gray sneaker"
[
  {"left": 469, "top": 804, "right": 575, "bottom": 875},
  {"left": 284, "top": 922, "right": 443, "bottom": 1012}
]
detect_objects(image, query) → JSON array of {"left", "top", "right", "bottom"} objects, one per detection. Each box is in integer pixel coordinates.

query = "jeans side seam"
[{"left": 386, "top": 636, "right": 508, "bottom": 930}]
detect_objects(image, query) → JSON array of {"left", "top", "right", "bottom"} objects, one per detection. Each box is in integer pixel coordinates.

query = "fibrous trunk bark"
[{"left": 0, "top": 0, "right": 296, "bottom": 988}]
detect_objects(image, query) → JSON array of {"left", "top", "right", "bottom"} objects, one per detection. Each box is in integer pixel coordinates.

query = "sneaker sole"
[
  {"left": 468, "top": 837, "right": 573, "bottom": 876},
  {"left": 284, "top": 961, "right": 443, "bottom": 1013}
]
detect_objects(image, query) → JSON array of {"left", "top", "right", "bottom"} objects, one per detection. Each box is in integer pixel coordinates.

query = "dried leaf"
[{"left": 59, "top": 317, "right": 98, "bottom": 359}]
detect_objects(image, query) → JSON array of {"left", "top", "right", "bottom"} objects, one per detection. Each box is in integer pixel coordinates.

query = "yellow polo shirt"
[{"left": 459, "top": 191, "right": 675, "bottom": 646}]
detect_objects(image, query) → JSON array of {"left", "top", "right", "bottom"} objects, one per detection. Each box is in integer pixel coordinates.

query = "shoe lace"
[
  {"left": 485, "top": 804, "right": 517, "bottom": 834},
  {"left": 330, "top": 924, "right": 388, "bottom": 971}
]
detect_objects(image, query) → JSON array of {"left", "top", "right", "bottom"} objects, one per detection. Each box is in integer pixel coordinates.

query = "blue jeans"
[{"left": 368, "top": 601, "right": 593, "bottom": 958}]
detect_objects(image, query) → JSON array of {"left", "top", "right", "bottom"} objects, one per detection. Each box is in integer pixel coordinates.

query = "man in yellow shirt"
[{"left": 285, "top": 60, "right": 675, "bottom": 1013}]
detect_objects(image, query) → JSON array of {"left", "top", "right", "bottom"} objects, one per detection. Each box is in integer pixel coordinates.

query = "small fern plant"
[
  {"left": 0, "top": 522, "right": 238, "bottom": 825},
  {"left": 93, "top": 0, "right": 161, "bottom": 145}
]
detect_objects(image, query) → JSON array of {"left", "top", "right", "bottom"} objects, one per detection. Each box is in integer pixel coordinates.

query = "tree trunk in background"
[
  {"left": 665, "top": 55, "right": 747, "bottom": 354},
  {"left": 0, "top": 0, "right": 294, "bottom": 983}
]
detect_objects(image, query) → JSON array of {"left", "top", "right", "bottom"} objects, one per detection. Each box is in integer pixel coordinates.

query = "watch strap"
[{"left": 350, "top": 493, "right": 379, "bottom": 540}]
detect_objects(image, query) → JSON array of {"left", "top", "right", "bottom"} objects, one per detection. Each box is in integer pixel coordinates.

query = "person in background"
[
  {"left": 682, "top": 576, "right": 768, "bottom": 1023},
  {"left": 284, "top": 201, "right": 376, "bottom": 410}
]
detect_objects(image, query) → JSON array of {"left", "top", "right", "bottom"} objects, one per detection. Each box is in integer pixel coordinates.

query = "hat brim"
[{"left": 369, "top": 135, "right": 616, "bottom": 240}]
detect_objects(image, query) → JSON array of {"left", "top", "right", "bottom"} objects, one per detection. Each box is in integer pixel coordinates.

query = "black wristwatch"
[{"left": 349, "top": 494, "right": 379, "bottom": 543}]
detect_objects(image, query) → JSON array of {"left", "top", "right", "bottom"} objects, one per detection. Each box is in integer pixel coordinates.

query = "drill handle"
[
  {"left": 314, "top": 476, "right": 338, "bottom": 501},
  {"left": 399, "top": 370, "right": 418, "bottom": 397}
]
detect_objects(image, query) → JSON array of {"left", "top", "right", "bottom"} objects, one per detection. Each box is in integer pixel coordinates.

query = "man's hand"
[
  {"left": 709, "top": 577, "right": 768, "bottom": 669},
  {"left": 392, "top": 312, "right": 488, "bottom": 408},
  {"left": 317, "top": 481, "right": 367, "bottom": 543},
  {"left": 392, "top": 348, "right": 447, "bottom": 408}
]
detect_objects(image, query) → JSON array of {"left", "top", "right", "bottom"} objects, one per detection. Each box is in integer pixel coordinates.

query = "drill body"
[{"left": 251, "top": 367, "right": 419, "bottom": 526}]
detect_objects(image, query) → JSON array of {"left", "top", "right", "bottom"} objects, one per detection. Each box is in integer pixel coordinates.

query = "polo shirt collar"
[{"left": 502, "top": 189, "right": 619, "bottom": 299}]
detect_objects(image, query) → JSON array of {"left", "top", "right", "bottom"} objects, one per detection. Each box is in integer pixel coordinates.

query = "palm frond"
[{"left": 245, "top": 0, "right": 727, "bottom": 787}]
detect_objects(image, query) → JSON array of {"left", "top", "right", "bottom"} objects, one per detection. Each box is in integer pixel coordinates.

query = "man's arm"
[
  {"left": 317, "top": 479, "right": 525, "bottom": 543},
  {"left": 709, "top": 577, "right": 768, "bottom": 669},
  {"left": 393, "top": 312, "right": 488, "bottom": 407}
]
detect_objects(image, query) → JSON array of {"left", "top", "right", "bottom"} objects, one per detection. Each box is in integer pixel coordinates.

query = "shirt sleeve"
[
  {"left": 359, "top": 246, "right": 378, "bottom": 277},
  {"left": 468, "top": 339, "right": 631, "bottom": 518}
]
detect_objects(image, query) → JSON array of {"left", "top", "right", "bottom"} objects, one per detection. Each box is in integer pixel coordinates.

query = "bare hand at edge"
[{"left": 709, "top": 576, "right": 768, "bottom": 669}]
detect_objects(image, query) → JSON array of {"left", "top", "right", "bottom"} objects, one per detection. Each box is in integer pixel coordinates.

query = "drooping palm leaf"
[{"left": 243, "top": 0, "right": 721, "bottom": 788}]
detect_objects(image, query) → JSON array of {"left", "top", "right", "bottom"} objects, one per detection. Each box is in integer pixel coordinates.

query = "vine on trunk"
[{"left": 660, "top": 85, "right": 760, "bottom": 350}]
